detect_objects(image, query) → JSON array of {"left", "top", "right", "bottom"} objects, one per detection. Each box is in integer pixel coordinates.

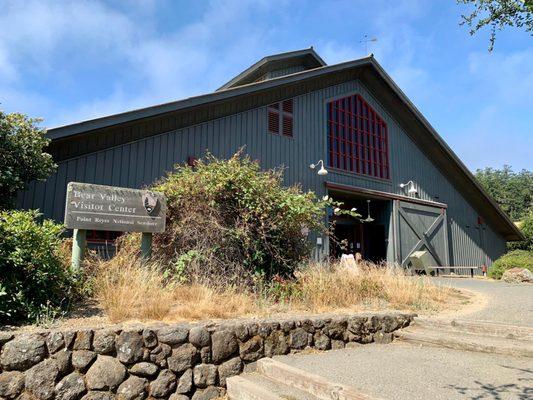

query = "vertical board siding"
[{"left": 19, "top": 79, "right": 507, "bottom": 267}]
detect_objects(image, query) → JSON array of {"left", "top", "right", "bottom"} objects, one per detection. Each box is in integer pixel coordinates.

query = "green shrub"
[
  {"left": 489, "top": 250, "right": 533, "bottom": 279},
  {"left": 0, "top": 210, "right": 74, "bottom": 323},
  {"left": 508, "top": 211, "right": 533, "bottom": 251},
  {"left": 150, "top": 152, "right": 333, "bottom": 285}
]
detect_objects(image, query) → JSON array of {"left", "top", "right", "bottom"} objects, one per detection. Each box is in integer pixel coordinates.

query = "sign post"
[
  {"left": 140, "top": 232, "right": 153, "bottom": 259},
  {"left": 71, "top": 229, "right": 86, "bottom": 272},
  {"left": 64, "top": 182, "right": 167, "bottom": 270}
]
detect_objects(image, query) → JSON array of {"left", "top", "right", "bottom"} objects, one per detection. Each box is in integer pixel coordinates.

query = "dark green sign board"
[
  {"left": 65, "top": 182, "right": 166, "bottom": 233},
  {"left": 64, "top": 182, "right": 167, "bottom": 270}
]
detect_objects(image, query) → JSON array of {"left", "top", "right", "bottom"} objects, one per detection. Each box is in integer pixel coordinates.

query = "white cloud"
[
  {"left": 317, "top": 10, "right": 434, "bottom": 102},
  {"left": 0, "top": 45, "right": 18, "bottom": 82},
  {"left": 0, "top": 0, "right": 279, "bottom": 126},
  {"left": 0, "top": 1, "right": 137, "bottom": 73},
  {"left": 468, "top": 49, "right": 533, "bottom": 106},
  {"left": 449, "top": 49, "right": 533, "bottom": 170},
  {"left": 0, "top": 0, "right": 437, "bottom": 128},
  {"left": 0, "top": 0, "right": 140, "bottom": 123},
  {"left": 0, "top": 86, "right": 52, "bottom": 122}
]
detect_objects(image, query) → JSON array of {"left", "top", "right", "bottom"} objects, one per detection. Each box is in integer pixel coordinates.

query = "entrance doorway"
[
  {"left": 364, "top": 224, "right": 387, "bottom": 262},
  {"left": 329, "top": 195, "right": 391, "bottom": 263}
]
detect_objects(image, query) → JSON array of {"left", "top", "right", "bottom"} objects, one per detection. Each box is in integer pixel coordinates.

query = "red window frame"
[
  {"left": 267, "top": 99, "right": 293, "bottom": 136},
  {"left": 327, "top": 94, "right": 389, "bottom": 179}
]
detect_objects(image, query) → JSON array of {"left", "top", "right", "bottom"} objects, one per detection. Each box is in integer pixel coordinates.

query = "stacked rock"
[{"left": 0, "top": 312, "right": 414, "bottom": 400}]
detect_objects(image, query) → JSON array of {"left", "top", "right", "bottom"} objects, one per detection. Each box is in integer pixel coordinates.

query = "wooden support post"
[
  {"left": 71, "top": 229, "right": 86, "bottom": 273},
  {"left": 141, "top": 232, "right": 152, "bottom": 259}
]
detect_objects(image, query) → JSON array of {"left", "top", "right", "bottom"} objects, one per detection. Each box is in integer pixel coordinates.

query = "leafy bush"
[
  {"left": 489, "top": 250, "right": 533, "bottom": 279},
  {"left": 0, "top": 111, "right": 56, "bottom": 209},
  {"left": 508, "top": 212, "right": 533, "bottom": 251},
  {"left": 151, "top": 152, "right": 331, "bottom": 286},
  {"left": 0, "top": 210, "right": 74, "bottom": 323}
]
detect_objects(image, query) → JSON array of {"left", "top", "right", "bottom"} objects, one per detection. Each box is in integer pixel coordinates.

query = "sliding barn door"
[{"left": 393, "top": 200, "right": 450, "bottom": 267}]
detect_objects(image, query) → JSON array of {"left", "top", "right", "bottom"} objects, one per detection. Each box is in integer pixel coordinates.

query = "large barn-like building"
[{"left": 18, "top": 48, "right": 522, "bottom": 270}]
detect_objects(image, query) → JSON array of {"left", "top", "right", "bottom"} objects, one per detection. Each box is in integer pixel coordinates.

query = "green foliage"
[
  {"left": 152, "top": 152, "right": 337, "bottom": 284},
  {"left": 458, "top": 0, "right": 533, "bottom": 51},
  {"left": 258, "top": 274, "right": 302, "bottom": 304},
  {"left": 475, "top": 165, "right": 532, "bottom": 221},
  {"left": 0, "top": 210, "right": 74, "bottom": 323},
  {"left": 167, "top": 250, "right": 202, "bottom": 283},
  {"left": 0, "top": 111, "right": 56, "bottom": 209},
  {"left": 509, "top": 212, "right": 533, "bottom": 251},
  {"left": 489, "top": 249, "right": 533, "bottom": 279}
]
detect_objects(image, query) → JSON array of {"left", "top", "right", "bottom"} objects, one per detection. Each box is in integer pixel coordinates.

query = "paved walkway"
[
  {"left": 278, "top": 278, "right": 533, "bottom": 400},
  {"left": 276, "top": 343, "right": 532, "bottom": 400},
  {"left": 432, "top": 277, "right": 533, "bottom": 326}
]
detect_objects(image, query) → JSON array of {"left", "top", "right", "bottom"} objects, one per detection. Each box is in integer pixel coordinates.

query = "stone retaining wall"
[{"left": 0, "top": 312, "right": 414, "bottom": 400}]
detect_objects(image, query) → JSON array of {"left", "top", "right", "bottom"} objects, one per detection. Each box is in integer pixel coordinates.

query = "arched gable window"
[{"left": 327, "top": 94, "right": 389, "bottom": 179}]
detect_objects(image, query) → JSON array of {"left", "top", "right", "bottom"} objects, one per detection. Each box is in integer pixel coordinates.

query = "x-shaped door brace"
[{"left": 399, "top": 207, "right": 444, "bottom": 266}]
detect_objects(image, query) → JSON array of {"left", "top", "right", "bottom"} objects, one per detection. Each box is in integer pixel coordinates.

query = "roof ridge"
[{"left": 216, "top": 47, "right": 327, "bottom": 91}]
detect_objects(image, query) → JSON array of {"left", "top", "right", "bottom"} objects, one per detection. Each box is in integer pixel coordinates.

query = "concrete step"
[
  {"left": 414, "top": 318, "right": 533, "bottom": 341},
  {"left": 227, "top": 372, "right": 319, "bottom": 400},
  {"left": 396, "top": 326, "right": 533, "bottom": 358},
  {"left": 255, "top": 358, "right": 378, "bottom": 400},
  {"left": 227, "top": 375, "right": 278, "bottom": 400}
]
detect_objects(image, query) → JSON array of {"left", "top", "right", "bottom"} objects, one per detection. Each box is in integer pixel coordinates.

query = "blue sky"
[{"left": 1, "top": 0, "right": 531, "bottom": 171}]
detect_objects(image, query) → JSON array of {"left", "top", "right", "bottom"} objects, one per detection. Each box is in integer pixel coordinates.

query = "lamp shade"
[{"left": 318, "top": 166, "right": 328, "bottom": 176}]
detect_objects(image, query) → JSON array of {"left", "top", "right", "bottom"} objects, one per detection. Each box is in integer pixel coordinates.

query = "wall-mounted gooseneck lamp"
[
  {"left": 399, "top": 180, "right": 417, "bottom": 196},
  {"left": 310, "top": 160, "right": 328, "bottom": 176}
]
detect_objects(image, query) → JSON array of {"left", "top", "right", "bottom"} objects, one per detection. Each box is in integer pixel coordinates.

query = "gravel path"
[
  {"left": 277, "top": 343, "right": 533, "bottom": 400},
  {"left": 432, "top": 278, "right": 533, "bottom": 326}
]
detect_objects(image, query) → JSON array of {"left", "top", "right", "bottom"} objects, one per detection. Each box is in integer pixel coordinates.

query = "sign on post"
[
  {"left": 65, "top": 182, "right": 167, "bottom": 232},
  {"left": 64, "top": 182, "right": 167, "bottom": 270}
]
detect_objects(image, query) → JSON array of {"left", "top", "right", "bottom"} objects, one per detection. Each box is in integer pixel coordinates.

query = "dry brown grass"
[
  {"left": 90, "top": 258, "right": 458, "bottom": 323},
  {"left": 170, "top": 284, "right": 261, "bottom": 320},
  {"left": 92, "top": 256, "right": 176, "bottom": 322},
  {"left": 294, "top": 262, "right": 453, "bottom": 313}
]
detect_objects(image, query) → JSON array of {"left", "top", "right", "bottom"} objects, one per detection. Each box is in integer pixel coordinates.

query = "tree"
[
  {"left": 475, "top": 165, "right": 532, "bottom": 221},
  {"left": 458, "top": 0, "right": 533, "bottom": 51},
  {"left": 0, "top": 111, "right": 56, "bottom": 209},
  {"left": 508, "top": 211, "right": 533, "bottom": 250}
]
